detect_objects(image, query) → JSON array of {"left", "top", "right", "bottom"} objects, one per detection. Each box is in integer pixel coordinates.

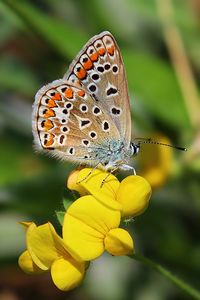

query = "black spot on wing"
[{"left": 106, "top": 87, "right": 118, "bottom": 96}]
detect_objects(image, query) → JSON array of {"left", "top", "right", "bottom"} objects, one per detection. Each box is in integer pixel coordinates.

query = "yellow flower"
[
  {"left": 18, "top": 222, "right": 85, "bottom": 291},
  {"left": 63, "top": 168, "right": 151, "bottom": 261},
  {"left": 67, "top": 168, "right": 151, "bottom": 217},
  {"left": 139, "top": 133, "right": 173, "bottom": 189},
  {"left": 63, "top": 195, "right": 134, "bottom": 261}
]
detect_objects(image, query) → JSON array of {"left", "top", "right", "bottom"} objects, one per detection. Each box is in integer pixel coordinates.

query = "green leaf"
[
  {"left": 124, "top": 50, "right": 191, "bottom": 131},
  {"left": 63, "top": 197, "right": 74, "bottom": 211},
  {"left": 55, "top": 211, "right": 65, "bottom": 226},
  {"left": 130, "top": 253, "right": 200, "bottom": 300},
  {"left": 0, "top": 138, "right": 35, "bottom": 185},
  {"left": 1, "top": 0, "right": 88, "bottom": 59},
  {"left": 0, "top": 56, "right": 39, "bottom": 96}
]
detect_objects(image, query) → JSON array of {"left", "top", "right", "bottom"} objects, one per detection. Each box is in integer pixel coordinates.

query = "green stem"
[{"left": 129, "top": 253, "right": 200, "bottom": 300}]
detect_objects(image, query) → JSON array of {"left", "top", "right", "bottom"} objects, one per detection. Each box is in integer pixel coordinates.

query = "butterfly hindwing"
[
  {"left": 32, "top": 79, "right": 120, "bottom": 165},
  {"left": 64, "top": 31, "right": 131, "bottom": 145}
]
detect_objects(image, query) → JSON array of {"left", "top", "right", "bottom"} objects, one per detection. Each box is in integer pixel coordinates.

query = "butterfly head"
[
  {"left": 130, "top": 142, "right": 140, "bottom": 156},
  {"left": 97, "top": 140, "right": 140, "bottom": 172}
]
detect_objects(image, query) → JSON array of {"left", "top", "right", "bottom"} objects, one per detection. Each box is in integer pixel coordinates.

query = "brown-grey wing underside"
[
  {"left": 32, "top": 79, "right": 120, "bottom": 165},
  {"left": 63, "top": 31, "right": 132, "bottom": 146}
]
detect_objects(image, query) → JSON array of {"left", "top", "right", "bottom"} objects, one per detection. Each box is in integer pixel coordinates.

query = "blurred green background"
[{"left": 0, "top": 0, "right": 200, "bottom": 299}]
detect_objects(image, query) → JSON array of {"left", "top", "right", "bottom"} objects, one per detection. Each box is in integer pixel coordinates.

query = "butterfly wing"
[
  {"left": 64, "top": 31, "right": 132, "bottom": 146},
  {"left": 32, "top": 79, "right": 120, "bottom": 165}
]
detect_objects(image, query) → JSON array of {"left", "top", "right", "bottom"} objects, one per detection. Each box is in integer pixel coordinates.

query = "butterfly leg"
[
  {"left": 100, "top": 166, "right": 119, "bottom": 188},
  {"left": 77, "top": 163, "right": 101, "bottom": 184},
  {"left": 100, "top": 164, "right": 137, "bottom": 188},
  {"left": 120, "top": 164, "right": 136, "bottom": 175}
]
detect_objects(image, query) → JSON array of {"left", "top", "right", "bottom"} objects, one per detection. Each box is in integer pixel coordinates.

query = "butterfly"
[{"left": 32, "top": 31, "right": 141, "bottom": 175}]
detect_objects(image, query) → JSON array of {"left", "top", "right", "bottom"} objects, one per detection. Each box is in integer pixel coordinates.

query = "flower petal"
[
  {"left": 51, "top": 257, "right": 85, "bottom": 291},
  {"left": 139, "top": 134, "right": 172, "bottom": 189},
  {"left": 117, "top": 175, "right": 151, "bottom": 217},
  {"left": 19, "top": 221, "right": 35, "bottom": 228},
  {"left": 63, "top": 214, "right": 104, "bottom": 261},
  {"left": 18, "top": 250, "right": 44, "bottom": 274},
  {"left": 27, "top": 223, "right": 69, "bottom": 270},
  {"left": 65, "top": 195, "right": 121, "bottom": 235},
  {"left": 104, "top": 228, "right": 134, "bottom": 256},
  {"left": 63, "top": 195, "right": 121, "bottom": 261},
  {"left": 67, "top": 169, "right": 88, "bottom": 196},
  {"left": 77, "top": 168, "right": 121, "bottom": 210}
]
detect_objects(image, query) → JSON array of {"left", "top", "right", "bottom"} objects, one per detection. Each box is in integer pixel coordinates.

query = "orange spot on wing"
[
  {"left": 45, "top": 137, "right": 54, "bottom": 147},
  {"left": 52, "top": 93, "right": 62, "bottom": 101},
  {"left": 78, "top": 90, "right": 85, "bottom": 97},
  {"left": 65, "top": 88, "right": 73, "bottom": 99},
  {"left": 44, "top": 119, "right": 53, "bottom": 131},
  {"left": 98, "top": 48, "right": 106, "bottom": 56},
  {"left": 83, "top": 60, "right": 93, "bottom": 70},
  {"left": 44, "top": 109, "right": 55, "bottom": 118},
  {"left": 108, "top": 45, "right": 115, "bottom": 56},
  {"left": 90, "top": 52, "right": 99, "bottom": 62},
  {"left": 47, "top": 99, "right": 57, "bottom": 108},
  {"left": 76, "top": 68, "right": 87, "bottom": 80}
]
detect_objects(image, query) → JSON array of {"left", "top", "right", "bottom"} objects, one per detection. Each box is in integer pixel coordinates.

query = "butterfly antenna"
[{"left": 135, "top": 138, "right": 187, "bottom": 151}]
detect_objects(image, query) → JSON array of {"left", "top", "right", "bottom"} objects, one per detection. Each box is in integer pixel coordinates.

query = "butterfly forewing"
[
  {"left": 64, "top": 31, "right": 132, "bottom": 145},
  {"left": 32, "top": 79, "right": 120, "bottom": 165}
]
